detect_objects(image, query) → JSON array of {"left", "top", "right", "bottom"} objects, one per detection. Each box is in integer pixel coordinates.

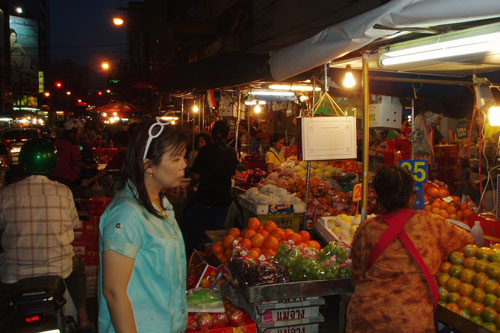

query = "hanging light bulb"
[
  {"left": 254, "top": 104, "right": 262, "bottom": 114},
  {"left": 343, "top": 65, "right": 356, "bottom": 88},
  {"left": 193, "top": 105, "right": 199, "bottom": 113},
  {"left": 489, "top": 106, "right": 500, "bottom": 126}
]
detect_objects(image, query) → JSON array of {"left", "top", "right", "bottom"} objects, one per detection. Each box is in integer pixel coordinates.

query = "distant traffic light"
[
  {"left": 98, "top": 91, "right": 103, "bottom": 96},
  {"left": 55, "top": 82, "right": 63, "bottom": 89}
]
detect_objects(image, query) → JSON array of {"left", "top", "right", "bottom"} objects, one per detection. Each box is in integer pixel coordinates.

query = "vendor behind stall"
[
  {"left": 408, "top": 111, "right": 447, "bottom": 162},
  {"left": 265, "top": 134, "right": 285, "bottom": 172}
]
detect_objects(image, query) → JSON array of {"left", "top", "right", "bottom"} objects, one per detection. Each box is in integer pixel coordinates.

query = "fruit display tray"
[
  {"left": 436, "top": 305, "right": 491, "bottom": 333},
  {"left": 236, "top": 278, "right": 353, "bottom": 303}
]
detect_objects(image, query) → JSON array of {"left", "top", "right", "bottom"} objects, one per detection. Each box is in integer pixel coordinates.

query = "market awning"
[{"left": 269, "top": 0, "right": 500, "bottom": 81}]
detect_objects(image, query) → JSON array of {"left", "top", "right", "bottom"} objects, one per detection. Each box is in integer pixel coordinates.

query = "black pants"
[{"left": 0, "top": 254, "right": 87, "bottom": 329}]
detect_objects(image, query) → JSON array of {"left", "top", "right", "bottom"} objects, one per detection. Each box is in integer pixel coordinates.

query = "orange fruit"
[
  {"left": 459, "top": 283, "right": 475, "bottom": 297},
  {"left": 247, "top": 217, "right": 261, "bottom": 231},
  {"left": 227, "top": 227, "right": 241, "bottom": 238},
  {"left": 446, "top": 205, "right": 457, "bottom": 214},
  {"left": 242, "top": 229, "right": 256, "bottom": 239},
  {"left": 460, "top": 268, "right": 476, "bottom": 284},
  {"left": 472, "top": 287, "right": 486, "bottom": 303},
  {"left": 469, "top": 301, "right": 485, "bottom": 316},
  {"left": 271, "top": 228, "right": 286, "bottom": 241},
  {"left": 249, "top": 248, "right": 262, "bottom": 261},
  {"left": 437, "top": 273, "right": 450, "bottom": 286},
  {"left": 222, "top": 235, "right": 236, "bottom": 249},
  {"left": 287, "top": 233, "right": 302, "bottom": 245},
  {"left": 299, "top": 230, "right": 311, "bottom": 242},
  {"left": 308, "top": 240, "right": 321, "bottom": 250},
  {"left": 445, "top": 303, "right": 460, "bottom": 313},
  {"left": 446, "top": 277, "right": 462, "bottom": 292},
  {"left": 257, "top": 228, "right": 269, "bottom": 238},
  {"left": 212, "top": 242, "right": 224, "bottom": 254},
  {"left": 250, "top": 233, "right": 265, "bottom": 248},
  {"left": 440, "top": 262, "right": 452, "bottom": 273},
  {"left": 239, "top": 238, "right": 253, "bottom": 250},
  {"left": 263, "top": 248, "right": 277, "bottom": 258},
  {"left": 284, "top": 228, "right": 295, "bottom": 237},
  {"left": 263, "top": 221, "right": 278, "bottom": 233},
  {"left": 224, "top": 248, "right": 233, "bottom": 259},
  {"left": 473, "top": 273, "right": 490, "bottom": 289},
  {"left": 458, "top": 296, "right": 473, "bottom": 310},
  {"left": 485, "top": 280, "right": 500, "bottom": 294},
  {"left": 263, "top": 236, "right": 280, "bottom": 251}
]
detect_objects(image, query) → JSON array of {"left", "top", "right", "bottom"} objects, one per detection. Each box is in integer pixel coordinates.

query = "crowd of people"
[{"left": 0, "top": 114, "right": 473, "bottom": 332}]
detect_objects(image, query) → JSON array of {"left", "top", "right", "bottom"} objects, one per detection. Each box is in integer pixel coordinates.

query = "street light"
[
  {"left": 15, "top": 7, "right": 23, "bottom": 14},
  {"left": 43, "top": 92, "right": 50, "bottom": 97},
  {"left": 66, "top": 91, "right": 71, "bottom": 96},
  {"left": 101, "top": 61, "right": 110, "bottom": 71},
  {"left": 112, "top": 17, "right": 124, "bottom": 26}
]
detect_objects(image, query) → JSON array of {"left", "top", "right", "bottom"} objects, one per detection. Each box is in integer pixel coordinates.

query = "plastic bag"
[{"left": 187, "top": 288, "right": 225, "bottom": 313}]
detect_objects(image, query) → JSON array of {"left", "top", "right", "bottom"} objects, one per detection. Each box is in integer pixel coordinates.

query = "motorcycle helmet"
[{"left": 19, "top": 139, "right": 58, "bottom": 175}]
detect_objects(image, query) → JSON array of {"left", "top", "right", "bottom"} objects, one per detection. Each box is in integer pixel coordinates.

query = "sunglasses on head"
[{"left": 143, "top": 118, "right": 171, "bottom": 160}]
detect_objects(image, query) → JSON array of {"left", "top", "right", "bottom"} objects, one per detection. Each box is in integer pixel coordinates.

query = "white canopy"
[{"left": 269, "top": 0, "right": 500, "bottom": 81}]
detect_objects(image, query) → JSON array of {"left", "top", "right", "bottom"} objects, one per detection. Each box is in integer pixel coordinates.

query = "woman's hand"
[{"left": 102, "top": 250, "right": 137, "bottom": 333}]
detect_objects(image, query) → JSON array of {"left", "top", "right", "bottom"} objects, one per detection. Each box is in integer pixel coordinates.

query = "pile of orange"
[
  {"left": 437, "top": 244, "right": 500, "bottom": 331},
  {"left": 212, "top": 217, "right": 321, "bottom": 263},
  {"left": 424, "top": 183, "right": 473, "bottom": 223}
]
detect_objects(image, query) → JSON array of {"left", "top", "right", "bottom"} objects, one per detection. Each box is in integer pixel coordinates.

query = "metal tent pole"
[{"left": 361, "top": 52, "right": 370, "bottom": 221}]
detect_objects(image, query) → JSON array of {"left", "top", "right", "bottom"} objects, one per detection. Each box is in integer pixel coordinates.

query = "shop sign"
[
  {"left": 399, "top": 159, "right": 428, "bottom": 210},
  {"left": 352, "top": 183, "right": 362, "bottom": 202}
]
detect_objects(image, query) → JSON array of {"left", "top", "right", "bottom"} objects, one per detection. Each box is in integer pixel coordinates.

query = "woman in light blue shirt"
[{"left": 99, "top": 118, "right": 188, "bottom": 333}]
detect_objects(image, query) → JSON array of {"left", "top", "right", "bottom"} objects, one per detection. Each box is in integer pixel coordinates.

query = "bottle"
[{"left": 470, "top": 221, "right": 485, "bottom": 247}]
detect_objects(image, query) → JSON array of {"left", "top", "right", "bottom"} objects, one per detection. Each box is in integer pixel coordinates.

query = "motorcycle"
[{"left": 4, "top": 275, "right": 77, "bottom": 333}]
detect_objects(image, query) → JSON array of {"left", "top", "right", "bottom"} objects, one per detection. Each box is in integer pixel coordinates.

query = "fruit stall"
[{"left": 195, "top": 215, "right": 354, "bottom": 333}]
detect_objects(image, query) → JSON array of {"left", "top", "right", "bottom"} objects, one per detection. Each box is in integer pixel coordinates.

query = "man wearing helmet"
[{"left": 0, "top": 139, "right": 93, "bottom": 331}]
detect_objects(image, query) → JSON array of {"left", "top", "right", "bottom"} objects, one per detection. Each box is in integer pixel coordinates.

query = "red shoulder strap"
[
  {"left": 366, "top": 209, "right": 439, "bottom": 309},
  {"left": 366, "top": 209, "right": 415, "bottom": 270},
  {"left": 399, "top": 230, "right": 440, "bottom": 309}
]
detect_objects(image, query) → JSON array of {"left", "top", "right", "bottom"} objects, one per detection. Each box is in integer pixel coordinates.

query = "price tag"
[
  {"left": 399, "top": 160, "right": 428, "bottom": 210},
  {"left": 352, "top": 183, "right": 362, "bottom": 202}
]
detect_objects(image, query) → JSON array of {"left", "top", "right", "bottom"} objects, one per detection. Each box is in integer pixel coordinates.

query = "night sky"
[{"left": 50, "top": 0, "right": 130, "bottom": 68}]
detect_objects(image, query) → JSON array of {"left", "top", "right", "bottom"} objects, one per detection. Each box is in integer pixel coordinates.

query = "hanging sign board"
[{"left": 297, "top": 116, "right": 357, "bottom": 161}]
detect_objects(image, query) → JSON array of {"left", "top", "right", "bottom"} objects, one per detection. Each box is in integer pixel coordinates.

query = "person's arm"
[
  {"left": 81, "top": 169, "right": 107, "bottom": 187},
  {"left": 102, "top": 250, "right": 137, "bottom": 333}
]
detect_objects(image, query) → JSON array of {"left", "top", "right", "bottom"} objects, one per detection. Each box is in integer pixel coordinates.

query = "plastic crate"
[{"left": 242, "top": 207, "right": 303, "bottom": 232}]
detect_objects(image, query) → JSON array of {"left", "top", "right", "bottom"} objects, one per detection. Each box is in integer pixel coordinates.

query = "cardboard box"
[
  {"left": 369, "top": 95, "right": 402, "bottom": 129},
  {"left": 471, "top": 213, "right": 500, "bottom": 246}
]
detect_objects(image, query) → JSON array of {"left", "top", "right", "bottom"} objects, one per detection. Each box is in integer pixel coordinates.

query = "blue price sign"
[{"left": 399, "top": 160, "right": 428, "bottom": 210}]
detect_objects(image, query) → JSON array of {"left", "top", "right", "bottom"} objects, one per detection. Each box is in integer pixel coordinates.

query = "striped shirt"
[{"left": 0, "top": 175, "right": 80, "bottom": 283}]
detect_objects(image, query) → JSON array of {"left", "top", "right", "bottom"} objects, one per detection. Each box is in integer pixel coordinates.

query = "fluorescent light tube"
[
  {"left": 249, "top": 90, "right": 295, "bottom": 97},
  {"left": 380, "top": 29, "right": 500, "bottom": 66}
]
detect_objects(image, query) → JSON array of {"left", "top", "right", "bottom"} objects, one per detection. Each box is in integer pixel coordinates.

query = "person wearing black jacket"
[{"left": 182, "top": 121, "right": 238, "bottom": 254}]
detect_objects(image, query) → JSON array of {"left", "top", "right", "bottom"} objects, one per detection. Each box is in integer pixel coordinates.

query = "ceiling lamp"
[
  {"left": 244, "top": 100, "right": 266, "bottom": 106},
  {"left": 192, "top": 105, "right": 199, "bottom": 113},
  {"left": 489, "top": 107, "right": 500, "bottom": 126},
  {"left": 342, "top": 65, "right": 356, "bottom": 88},
  {"left": 379, "top": 23, "right": 500, "bottom": 67},
  {"left": 254, "top": 105, "right": 262, "bottom": 114}
]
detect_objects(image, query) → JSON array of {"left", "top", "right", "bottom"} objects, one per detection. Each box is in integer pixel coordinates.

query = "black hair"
[
  {"left": 372, "top": 165, "right": 415, "bottom": 212},
  {"left": 10, "top": 29, "right": 16, "bottom": 36},
  {"left": 270, "top": 133, "right": 284, "bottom": 146},
  {"left": 122, "top": 118, "right": 188, "bottom": 218},
  {"left": 211, "top": 120, "right": 230, "bottom": 142},
  {"left": 195, "top": 133, "right": 211, "bottom": 150}
]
